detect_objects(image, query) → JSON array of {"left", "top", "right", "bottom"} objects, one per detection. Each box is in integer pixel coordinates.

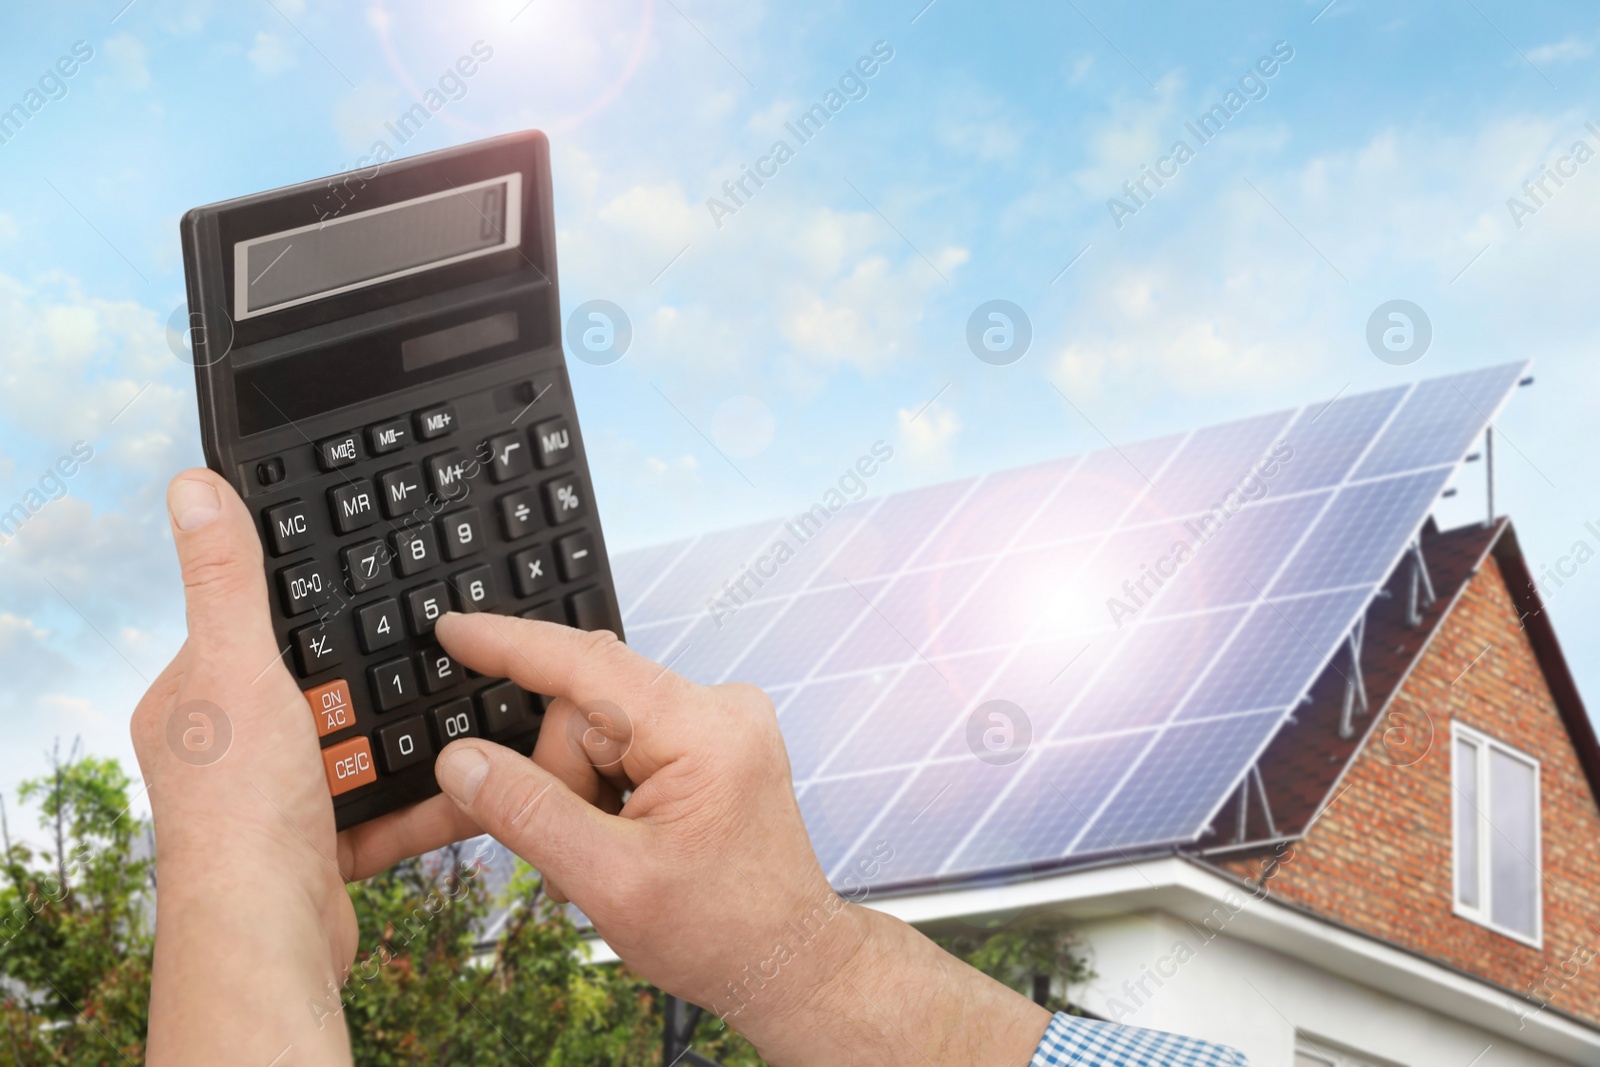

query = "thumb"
[
  {"left": 167, "top": 468, "right": 280, "bottom": 666},
  {"left": 434, "top": 739, "right": 631, "bottom": 896}
]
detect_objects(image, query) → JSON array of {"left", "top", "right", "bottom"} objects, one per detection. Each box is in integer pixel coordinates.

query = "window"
[
  {"left": 1451, "top": 722, "right": 1541, "bottom": 944},
  {"left": 1295, "top": 1035, "right": 1402, "bottom": 1067}
]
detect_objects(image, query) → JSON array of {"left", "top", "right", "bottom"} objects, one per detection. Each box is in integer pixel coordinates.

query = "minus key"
[{"left": 555, "top": 529, "right": 596, "bottom": 582}]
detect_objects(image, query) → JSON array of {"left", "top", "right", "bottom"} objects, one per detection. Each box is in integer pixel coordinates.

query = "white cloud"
[
  {"left": 597, "top": 182, "right": 698, "bottom": 255},
  {"left": 1041, "top": 108, "right": 1600, "bottom": 408},
  {"left": 332, "top": 81, "right": 407, "bottom": 156},
  {"left": 897, "top": 400, "right": 961, "bottom": 464},
  {"left": 1526, "top": 35, "right": 1594, "bottom": 65},
  {"left": 0, "top": 274, "right": 183, "bottom": 453},
  {"left": 102, "top": 34, "right": 151, "bottom": 91},
  {"left": 558, "top": 169, "right": 971, "bottom": 382},
  {"left": 645, "top": 454, "right": 699, "bottom": 476},
  {"left": 935, "top": 83, "right": 1026, "bottom": 161},
  {"left": 248, "top": 31, "right": 297, "bottom": 76}
]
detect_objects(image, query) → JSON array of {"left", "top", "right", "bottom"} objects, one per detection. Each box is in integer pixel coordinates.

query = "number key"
[
  {"left": 450, "top": 563, "right": 498, "bottom": 613},
  {"left": 439, "top": 508, "right": 483, "bottom": 560},
  {"left": 340, "top": 539, "right": 391, "bottom": 593},
  {"left": 356, "top": 598, "right": 403, "bottom": 654},
  {"left": 376, "top": 715, "right": 431, "bottom": 773},
  {"left": 392, "top": 523, "right": 438, "bottom": 577},
  {"left": 368, "top": 657, "right": 418, "bottom": 712},
  {"left": 416, "top": 645, "right": 460, "bottom": 694},
  {"left": 427, "top": 698, "right": 480, "bottom": 746},
  {"left": 405, "top": 582, "right": 450, "bottom": 636}
]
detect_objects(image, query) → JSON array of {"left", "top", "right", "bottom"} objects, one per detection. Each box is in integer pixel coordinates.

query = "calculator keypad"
[{"left": 252, "top": 377, "right": 618, "bottom": 827}]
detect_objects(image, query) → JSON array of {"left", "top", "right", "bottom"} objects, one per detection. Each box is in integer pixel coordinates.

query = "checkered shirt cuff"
[{"left": 1030, "top": 1012, "right": 1249, "bottom": 1066}]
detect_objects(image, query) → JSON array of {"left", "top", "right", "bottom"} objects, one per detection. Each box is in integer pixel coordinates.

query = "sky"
[{"left": 0, "top": 0, "right": 1598, "bottom": 830}]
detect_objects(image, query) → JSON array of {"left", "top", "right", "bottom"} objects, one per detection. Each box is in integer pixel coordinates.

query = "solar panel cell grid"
[
  {"left": 1145, "top": 491, "right": 1329, "bottom": 617},
  {"left": 1177, "top": 588, "right": 1370, "bottom": 721},
  {"left": 828, "top": 478, "right": 977, "bottom": 583},
  {"left": 657, "top": 598, "right": 791, "bottom": 687},
  {"left": 1015, "top": 435, "right": 1185, "bottom": 547},
  {"left": 936, "top": 542, "right": 1100, "bottom": 653},
  {"left": 1057, "top": 608, "right": 1248, "bottom": 737},
  {"left": 609, "top": 363, "right": 1528, "bottom": 890},
  {"left": 946, "top": 733, "right": 1152, "bottom": 878},
  {"left": 1355, "top": 363, "right": 1523, "bottom": 479},
  {"left": 1270, "top": 468, "right": 1451, "bottom": 597},
  {"left": 1138, "top": 411, "right": 1294, "bottom": 520},
  {"left": 911, "top": 457, "right": 1078, "bottom": 567},
  {"left": 835, "top": 755, "right": 1016, "bottom": 884},
  {"left": 821, "top": 559, "right": 990, "bottom": 674},
  {"left": 798, "top": 770, "right": 903, "bottom": 876},
  {"left": 1074, "top": 710, "right": 1284, "bottom": 853},
  {"left": 731, "top": 579, "right": 889, "bottom": 689},
  {"left": 623, "top": 520, "right": 780, "bottom": 625},
  {"left": 1272, "top": 385, "right": 1406, "bottom": 494},
  {"left": 778, "top": 675, "right": 895, "bottom": 782},
  {"left": 817, "top": 653, "right": 1005, "bottom": 778}
]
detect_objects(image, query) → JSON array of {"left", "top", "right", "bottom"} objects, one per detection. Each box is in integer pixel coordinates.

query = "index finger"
[{"left": 433, "top": 611, "right": 696, "bottom": 766}]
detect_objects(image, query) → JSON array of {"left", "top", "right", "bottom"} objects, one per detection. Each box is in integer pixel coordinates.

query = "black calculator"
[{"left": 179, "top": 130, "right": 624, "bottom": 830}]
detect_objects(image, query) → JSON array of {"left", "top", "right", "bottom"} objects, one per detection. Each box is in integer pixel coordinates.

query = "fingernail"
[
  {"left": 436, "top": 744, "right": 489, "bottom": 805},
  {"left": 169, "top": 479, "right": 221, "bottom": 531}
]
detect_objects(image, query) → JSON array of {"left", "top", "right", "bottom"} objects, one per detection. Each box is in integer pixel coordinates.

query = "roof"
[
  {"left": 608, "top": 363, "right": 1532, "bottom": 893},
  {"left": 1197, "top": 516, "right": 1600, "bottom": 856}
]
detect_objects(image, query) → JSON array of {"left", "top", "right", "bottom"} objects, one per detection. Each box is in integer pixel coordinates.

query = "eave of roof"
[
  {"left": 580, "top": 854, "right": 1600, "bottom": 1057},
  {"left": 1490, "top": 521, "right": 1600, "bottom": 807}
]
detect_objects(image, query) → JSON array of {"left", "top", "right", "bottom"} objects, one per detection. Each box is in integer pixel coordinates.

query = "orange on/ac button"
[
  {"left": 304, "top": 679, "right": 356, "bottom": 738},
  {"left": 322, "top": 737, "right": 377, "bottom": 797}
]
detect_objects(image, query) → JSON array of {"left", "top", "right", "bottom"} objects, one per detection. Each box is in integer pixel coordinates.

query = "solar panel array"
[{"left": 613, "top": 362, "right": 1529, "bottom": 891}]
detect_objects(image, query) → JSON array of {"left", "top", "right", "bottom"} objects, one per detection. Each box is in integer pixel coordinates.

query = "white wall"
[{"left": 1074, "top": 910, "right": 1571, "bottom": 1067}]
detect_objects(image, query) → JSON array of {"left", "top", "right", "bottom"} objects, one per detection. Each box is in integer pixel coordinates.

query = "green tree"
[
  {"left": 929, "top": 914, "right": 1095, "bottom": 1016},
  {"left": 0, "top": 749, "right": 1096, "bottom": 1065},
  {"left": 0, "top": 741, "right": 154, "bottom": 1065},
  {"left": 336, "top": 844, "right": 664, "bottom": 1066}
]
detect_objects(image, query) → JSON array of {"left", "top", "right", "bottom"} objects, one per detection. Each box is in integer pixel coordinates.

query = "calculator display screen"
[{"left": 233, "top": 173, "right": 522, "bottom": 320}]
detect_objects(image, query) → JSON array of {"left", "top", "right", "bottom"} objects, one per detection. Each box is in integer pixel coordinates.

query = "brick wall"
[{"left": 1218, "top": 555, "right": 1600, "bottom": 1027}]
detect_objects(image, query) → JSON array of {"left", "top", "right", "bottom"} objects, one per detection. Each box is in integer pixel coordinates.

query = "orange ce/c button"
[
  {"left": 304, "top": 679, "right": 356, "bottom": 738},
  {"left": 322, "top": 737, "right": 377, "bottom": 797}
]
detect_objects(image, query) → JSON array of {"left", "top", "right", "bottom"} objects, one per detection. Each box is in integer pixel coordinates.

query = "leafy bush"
[{"left": 0, "top": 750, "right": 1090, "bottom": 1065}]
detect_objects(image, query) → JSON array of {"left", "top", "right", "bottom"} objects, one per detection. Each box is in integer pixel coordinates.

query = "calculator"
[{"left": 179, "top": 130, "right": 624, "bottom": 830}]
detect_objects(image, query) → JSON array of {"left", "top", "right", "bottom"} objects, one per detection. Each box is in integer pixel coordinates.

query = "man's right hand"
[{"left": 421, "top": 612, "right": 1050, "bottom": 1067}]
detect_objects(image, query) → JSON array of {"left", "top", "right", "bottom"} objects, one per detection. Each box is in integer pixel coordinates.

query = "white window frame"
[{"left": 1450, "top": 720, "right": 1543, "bottom": 947}]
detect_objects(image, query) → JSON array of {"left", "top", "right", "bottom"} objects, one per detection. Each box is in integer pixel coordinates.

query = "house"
[
  {"left": 589, "top": 362, "right": 1600, "bottom": 1065},
  {"left": 879, "top": 515, "right": 1600, "bottom": 1066}
]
